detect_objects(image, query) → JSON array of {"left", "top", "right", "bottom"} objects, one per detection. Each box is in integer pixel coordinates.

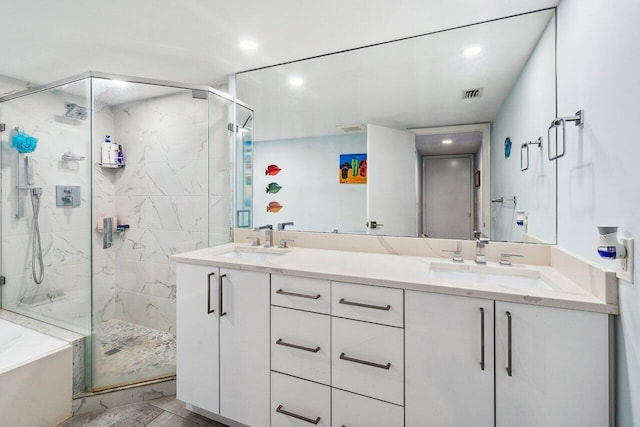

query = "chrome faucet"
[
  {"left": 254, "top": 224, "right": 273, "bottom": 247},
  {"left": 277, "top": 221, "right": 294, "bottom": 230},
  {"left": 474, "top": 230, "right": 490, "bottom": 264}
]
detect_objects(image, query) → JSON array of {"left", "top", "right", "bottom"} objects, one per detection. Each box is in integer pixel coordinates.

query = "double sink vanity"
[{"left": 173, "top": 231, "right": 616, "bottom": 427}]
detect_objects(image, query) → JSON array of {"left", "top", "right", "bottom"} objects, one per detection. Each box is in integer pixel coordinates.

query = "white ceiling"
[
  {"left": 239, "top": 9, "right": 555, "bottom": 141},
  {"left": 416, "top": 132, "right": 483, "bottom": 156},
  {"left": 1, "top": 0, "right": 558, "bottom": 87}
]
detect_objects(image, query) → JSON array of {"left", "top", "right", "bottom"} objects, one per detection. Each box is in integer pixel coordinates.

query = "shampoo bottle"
[
  {"left": 117, "top": 144, "right": 124, "bottom": 167},
  {"left": 110, "top": 140, "right": 119, "bottom": 167},
  {"left": 102, "top": 135, "right": 111, "bottom": 165}
]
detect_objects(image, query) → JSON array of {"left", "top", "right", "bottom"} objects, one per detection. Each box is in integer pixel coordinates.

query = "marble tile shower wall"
[
  {"left": 93, "top": 92, "right": 210, "bottom": 334},
  {"left": 0, "top": 86, "right": 92, "bottom": 333}
]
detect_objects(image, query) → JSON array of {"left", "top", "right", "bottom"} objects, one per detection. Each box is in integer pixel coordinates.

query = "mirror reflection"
[{"left": 236, "top": 9, "right": 557, "bottom": 243}]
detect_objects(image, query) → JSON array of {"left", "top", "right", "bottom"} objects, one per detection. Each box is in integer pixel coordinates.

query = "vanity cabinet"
[
  {"left": 495, "top": 301, "right": 610, "bottom": 427},
  {"left": 406, "top": 291, "right": 611, "bottom": 427},
  {"left": 176, "top": 263, "right": 270, "bottom": 427},
  {"left": 405, "top": 291, "right": 494, "bottom": 427}
]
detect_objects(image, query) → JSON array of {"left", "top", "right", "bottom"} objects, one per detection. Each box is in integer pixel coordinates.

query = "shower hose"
[{"left": 30, "top": 189, "right": 44, "bottom": 284}]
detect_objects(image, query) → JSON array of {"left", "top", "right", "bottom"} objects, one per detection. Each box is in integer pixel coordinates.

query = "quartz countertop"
[{"left": 172, "top": 243, "right": 618, "bottom": 315}]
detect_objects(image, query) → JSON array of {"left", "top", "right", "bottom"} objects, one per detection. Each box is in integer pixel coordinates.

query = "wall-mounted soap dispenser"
[{"left": 597, "top": 225, "right": 634, "bottom": 283}]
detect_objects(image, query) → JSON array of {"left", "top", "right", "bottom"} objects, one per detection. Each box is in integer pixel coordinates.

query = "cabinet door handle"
[
  {"left": 219, "top": 274, "right": 227, "bottom": 317},
  {"left": 276, "top": 289, "right": 321, "bottom": 300},
  {"left": 506, "top": 311, "right": 512, "bottom": 376},
  {"left": 276, "top": 338, "right": 320, "bottom": 353},
  {"left": 207, "top": 273, "right": 215, "bottom": 314},
  {"left": 480, "top": 307, "right": 485, "bottom": 371},
  {"left": 338, "top": 298, "right": 391, "bottom": 311},
  {"left": 339, "top": 352, "right": 391, "bottom": 370},
  {"left": 276, "top": 404, "right": 320, "bottom": 424}
]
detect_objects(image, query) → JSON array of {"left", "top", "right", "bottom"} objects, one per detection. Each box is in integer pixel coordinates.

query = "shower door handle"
[
  {"left": 103, "top": 217, "right": 113, "bottom": 249},
  {"left": 219, "top": 274, "right": 227, "bottom": 317}
]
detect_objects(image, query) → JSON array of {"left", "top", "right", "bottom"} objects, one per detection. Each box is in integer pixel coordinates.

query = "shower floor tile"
[{"left": 94, "top": 319, "right": 176, "bottom": 383}]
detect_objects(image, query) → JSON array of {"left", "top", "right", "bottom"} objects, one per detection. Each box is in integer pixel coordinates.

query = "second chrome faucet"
[{"left": 474, "top": 231, "right": 490, "bottom": 264}]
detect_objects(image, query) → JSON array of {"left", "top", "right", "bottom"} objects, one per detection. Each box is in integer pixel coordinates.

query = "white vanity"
[{"left": 173, "top": 239, "right": 616, "bottom": 427}]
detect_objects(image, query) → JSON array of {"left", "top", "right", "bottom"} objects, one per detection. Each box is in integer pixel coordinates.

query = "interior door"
[
  {"left": 423, "top": 155, "right": 473, "bottom": 239},
  {"left": 366, "top": 124, "right": 418, "bottom": 236}
]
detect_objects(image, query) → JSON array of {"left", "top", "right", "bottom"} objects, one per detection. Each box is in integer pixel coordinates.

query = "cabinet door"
[
  {"left": 332, "top": 388, "right": 404, "bottom": 427},
  {"left": 332, "top": 317, "right": 404, "bottom": 405},
  {"left": 405, "top": 291, "right": 494, "bottom": 427},
  {"left": 495, "top": 302, "right": 610, "bottom": 427},
  {"left": 271, "top": 306, "right": 331, "bottom": 385},
  {"left": 219, "top": 268, "right": 270, "bottom": 426},
  {"left": 176, "top": 263, "right": 219, "bottom": 415}
]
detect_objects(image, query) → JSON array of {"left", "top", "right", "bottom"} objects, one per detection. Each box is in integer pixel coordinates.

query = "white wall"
[
  {"left": 491, "top": 14, "right": 556, "bottom": 243},
  {"left": 253, "top": 133, "right": 367, "bottom": 233},
  {"left": 556, "top": 0, "right": 640, "bottom": 424}
]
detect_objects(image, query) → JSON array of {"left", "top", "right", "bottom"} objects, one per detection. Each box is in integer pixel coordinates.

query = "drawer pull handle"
[
  {"left": 276, "top": 404, "right": 321, "bottom": 424},
  {"left": 339, "top": 298, "right": 391, "bottom": 311},
  {"left": 276, "top": 338, "right": 321, "bottom": 353},
  {"left": 506, "top": 311, "right": 513, "bottom": 377},
  {"left": 480, "top": 307, "right": 485, "bottom": 371},
  {"left": 276, "top": 289, "right": 321, "bottom": 300},
  {"left": 339, "top": 352, "right": 391, "bottom": 370}
]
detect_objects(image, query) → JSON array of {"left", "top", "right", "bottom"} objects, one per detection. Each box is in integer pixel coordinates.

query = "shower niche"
[{"left": 0, "top": 72, "right": 251, "bottom": 392}]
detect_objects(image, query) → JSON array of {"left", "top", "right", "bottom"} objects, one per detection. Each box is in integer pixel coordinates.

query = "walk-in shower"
[{"left": 0, "top": 72, "right": 253, "bottom": 392}]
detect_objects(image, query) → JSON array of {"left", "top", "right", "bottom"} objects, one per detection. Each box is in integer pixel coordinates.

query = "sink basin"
[
  {"left": 217, "top": 247, "right": 289, "bottom": 261},
  {"left": 428, "top": 263, "right": 553, "bottom": 291}
]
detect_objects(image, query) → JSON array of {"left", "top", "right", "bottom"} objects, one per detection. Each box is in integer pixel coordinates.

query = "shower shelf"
[{"left": 96, "top": 162, "right": 125, "bottom": 169}]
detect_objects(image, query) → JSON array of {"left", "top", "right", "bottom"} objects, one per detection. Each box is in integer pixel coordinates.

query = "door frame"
[
  {"left": 422, "top": 154, "right": 474, "bottom": 239},
  {"left": 411, "top": 123, "right": 491, "bottom": 237}
]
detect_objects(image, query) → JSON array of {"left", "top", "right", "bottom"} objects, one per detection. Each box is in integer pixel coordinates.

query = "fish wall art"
[
  {"left": 265, "top": 164, "right": 282, "bottom": 176},
  {"left": 266, "top": 182, "right": 282, "bottom": 194},
  {"left": 267, "top": 201, "right": 283, "bottom": 213}
]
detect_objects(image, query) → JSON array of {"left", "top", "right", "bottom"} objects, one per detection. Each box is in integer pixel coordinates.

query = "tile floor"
[{"left": 58, "top": 395, "right": 227, "bottom": 426}]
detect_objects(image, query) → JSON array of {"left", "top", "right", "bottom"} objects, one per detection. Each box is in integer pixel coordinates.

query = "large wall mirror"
[{"left": 235, "top": 8, "right": 557, "bottom": 244}]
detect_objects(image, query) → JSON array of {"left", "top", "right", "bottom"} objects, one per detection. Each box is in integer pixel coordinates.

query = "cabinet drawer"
[
  {"left": 271, "top": 306, "right": 331, "bottom": 385},
  {"left": 332, "top": 281, "right": 403, "bottom": 327},
  {"left": 272, "top": 274, "right": 331, "bottom": 314},
  {"left": 332, "top": 317, "right": 404, "bottom": 405},
  {"left": 271, "top": 372, "right": 331, "bottom": 427},
  {"left": 332, "top": 388, "right": 404, "bottom": 427}
]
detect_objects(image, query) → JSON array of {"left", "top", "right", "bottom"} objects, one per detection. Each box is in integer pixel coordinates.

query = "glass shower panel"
[
  {"left": 235, "top": 104, "right": 254, "bottom": 228},
  {"left": 91, "top": 78, "right": 209, "bottom": 389},
  {"left": 208, "top": 91, "right": 235, "bottom": 245},
  {"left": 0, "top": 78, "right": 92, "bottom": 335}
]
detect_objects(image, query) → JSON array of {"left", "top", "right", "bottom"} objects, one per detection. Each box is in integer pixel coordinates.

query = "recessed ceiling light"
[
  {"left": 464, "top": 46, "right": 482, "bottom": 56},
  {"left": 442, "top": 139, "right": 453, "bottom": 144},
  {"left": 289, "top": 77, "right": 304, "bottom": 87},
  {"left": 240, "top": 40, "right": 258, "bottom": 52}
]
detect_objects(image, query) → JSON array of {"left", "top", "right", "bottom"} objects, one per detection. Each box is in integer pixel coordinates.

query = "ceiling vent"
[
  {"left": 462, "top": 88, "right": 483, "bottom": 99},
  {"left": 337, "top": 123, "right": 366, "bottom": 133}
]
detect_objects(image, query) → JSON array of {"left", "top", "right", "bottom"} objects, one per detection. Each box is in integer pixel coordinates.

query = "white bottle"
[
  {"left": 110, "top": 142, "right": 119, "bottom": 168},
  {"left": 102, "top": 135, "right": 112, "bottom": 165}
]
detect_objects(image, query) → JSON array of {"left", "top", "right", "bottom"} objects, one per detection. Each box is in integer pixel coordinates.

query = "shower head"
[{"left": 64, "top": 102, "right": 88, "bottom": 120}]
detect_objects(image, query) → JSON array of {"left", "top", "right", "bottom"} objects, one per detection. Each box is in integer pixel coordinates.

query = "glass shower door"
[
  {"left": 0, "top": 78, "right": 92, "bottom": 336},
  {"left": 90, "top": 78, "right": 209, "bottom": 389}
]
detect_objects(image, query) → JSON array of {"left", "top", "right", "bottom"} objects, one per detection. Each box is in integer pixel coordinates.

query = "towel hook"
[{"left": 548, "top": 110, "right": 584, "bottom": 161}]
